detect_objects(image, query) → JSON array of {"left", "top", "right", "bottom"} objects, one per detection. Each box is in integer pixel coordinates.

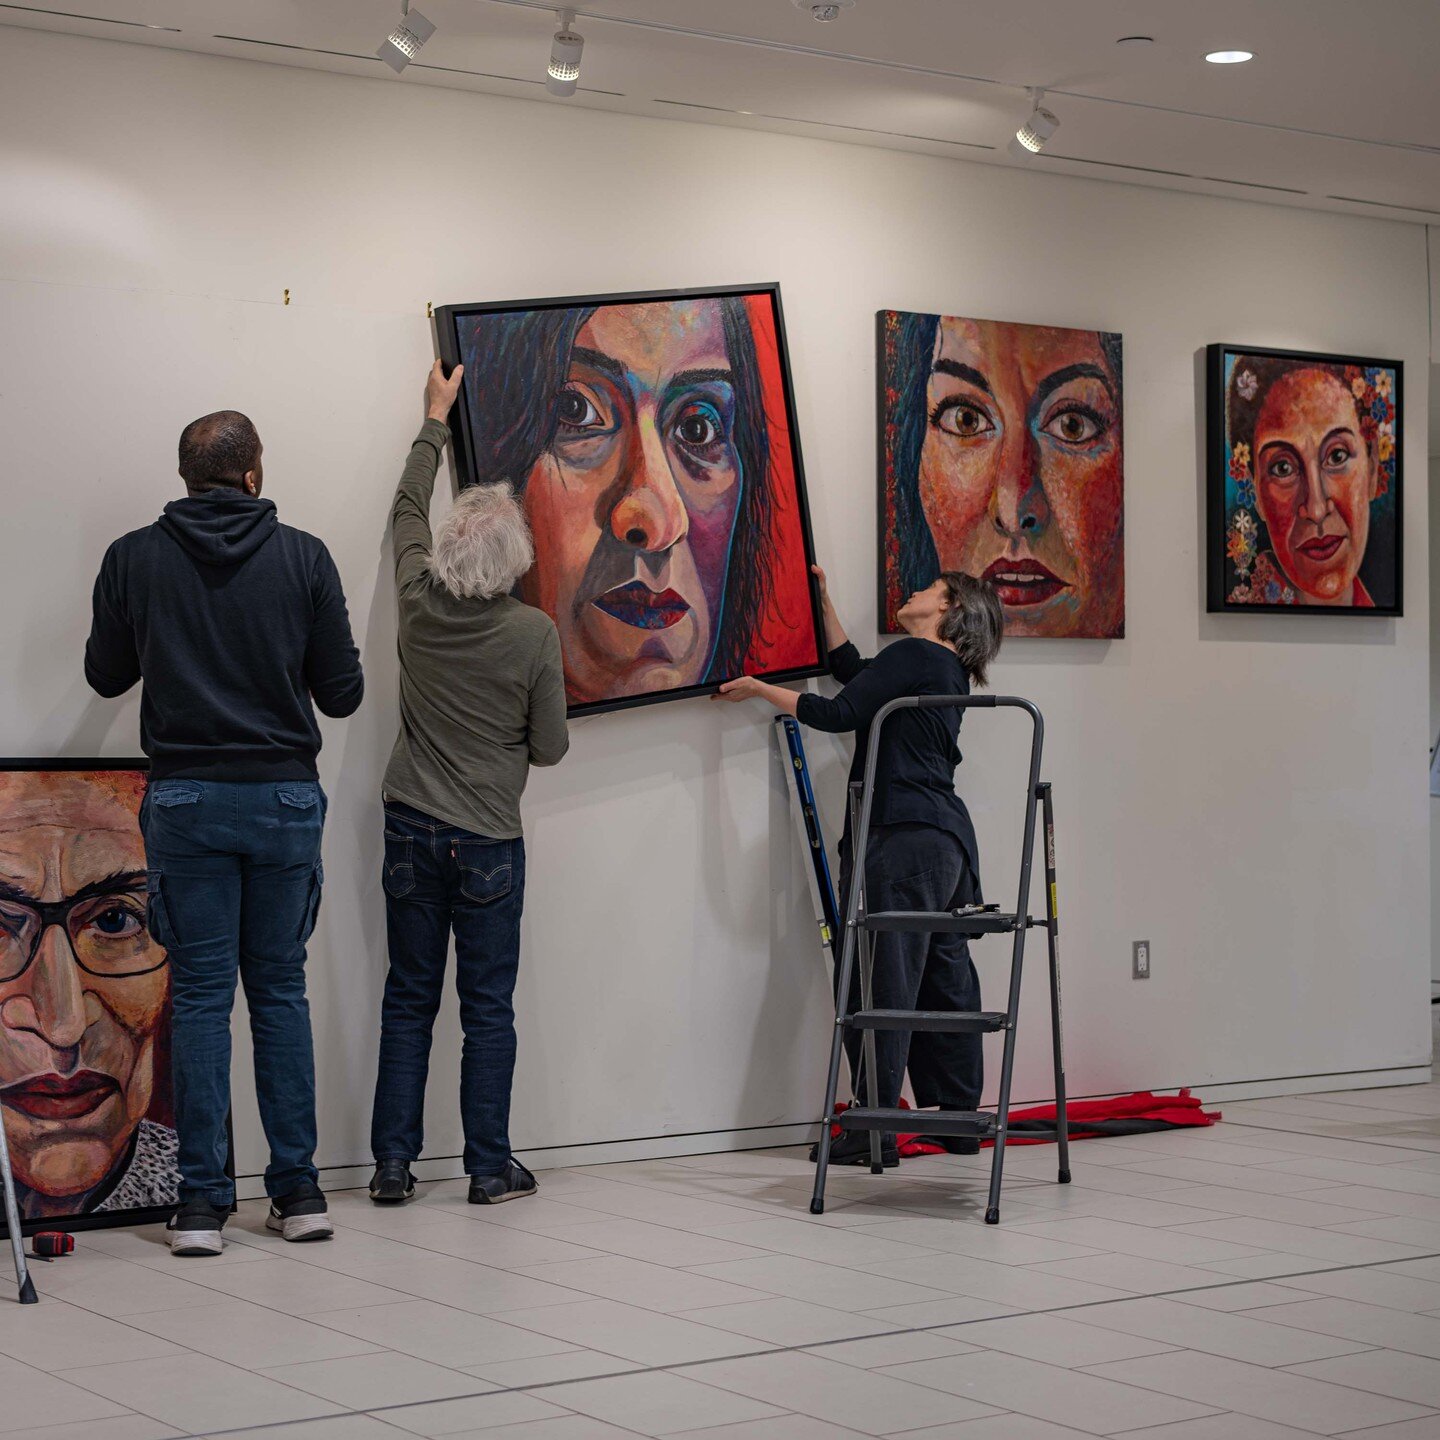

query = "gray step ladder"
[{"left": 809, "top": 694, "right": 1070, "bottom": 1225}]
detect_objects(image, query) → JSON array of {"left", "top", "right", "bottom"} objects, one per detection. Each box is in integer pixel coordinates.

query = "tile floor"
[{"left": 9, "top": 1078, "right": 1440, "bottom": 1438}]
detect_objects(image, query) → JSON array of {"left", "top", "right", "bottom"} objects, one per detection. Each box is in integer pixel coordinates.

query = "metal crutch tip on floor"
[
  {"left": 0, "top": 1107, "right": 38, "bottom": 1303},
  {"left": 809, "top": 696, "right": 1071, "bottom": 1223}
]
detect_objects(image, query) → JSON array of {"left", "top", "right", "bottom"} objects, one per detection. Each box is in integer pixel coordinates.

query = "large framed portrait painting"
[
  {"left": 1207, "top": 344, "right": 1402, "bottom": 615},
  {"left": 436, "top": 284, "right": 826, "bottom": 715},
  {"left": 879, "top": 309, "right": 1125, "bottom": 639},
  {"left": 0, "top": 762, "right": 181, "bottom": 1234}
]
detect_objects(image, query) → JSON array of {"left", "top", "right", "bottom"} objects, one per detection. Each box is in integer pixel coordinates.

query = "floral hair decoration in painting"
[{"left": 1223, "top": 355, "right": 1396, "bottom": 610}]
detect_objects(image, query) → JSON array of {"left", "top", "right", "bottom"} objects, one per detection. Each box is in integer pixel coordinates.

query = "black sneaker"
[
  {"left": 468, "top": 1158, "right": 538, "bottom": 1204},
  {"left": 943, "top": 1137, "right": 982, "bottom": 1156},
  {"left": 167, "top": 1198, "right": 228, "bottom": 1256},
  {"left": 809, "top": 1131, "right": 900, "bottom": 1167},
  {"left": 369, "top": 1160, "right": 416, "bottom": 1205},
  {"left": 266, "top": 1180, "right": 334, "bottom": 1242}
]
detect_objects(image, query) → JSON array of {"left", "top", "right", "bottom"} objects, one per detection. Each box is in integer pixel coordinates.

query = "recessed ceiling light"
[
  {"left": 1205, "top": 49, "right": 1253, "bottom": 64},
  {"left": 1116, "top": 35, "right": 1155, "bottom": 46}
]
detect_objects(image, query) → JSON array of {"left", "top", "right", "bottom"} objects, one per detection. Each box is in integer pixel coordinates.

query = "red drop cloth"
[{"left": 829, "top": 1090, "right": 1221, "bottom": 1158}]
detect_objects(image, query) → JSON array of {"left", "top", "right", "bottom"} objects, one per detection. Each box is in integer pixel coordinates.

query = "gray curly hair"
[{"left": 429, "top": 483, "right": 534, "bottom": 600}]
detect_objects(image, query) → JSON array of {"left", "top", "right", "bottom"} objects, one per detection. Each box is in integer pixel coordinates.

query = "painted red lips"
[
  {"left": 593, "top": 581, "right": 691, "bottom": 630},
  {"left": 982, "top": 557, "right": 1068, "bottom": 607},
  {"left": 0, "top": 1071, "right": 119, "bottom": 1121},
  {"left": 1298, "top": 535, "right": 1344, "bottom": 562}
]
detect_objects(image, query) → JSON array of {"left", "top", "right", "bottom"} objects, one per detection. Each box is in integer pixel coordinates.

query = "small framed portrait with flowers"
[{"left": 1206, "top": 344, "right": 1402, "bottom": 616}]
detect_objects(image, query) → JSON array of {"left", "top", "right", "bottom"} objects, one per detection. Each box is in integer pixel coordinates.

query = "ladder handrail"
[{"left": 844, "top": 695, "right": 1044, "bottom": 943}]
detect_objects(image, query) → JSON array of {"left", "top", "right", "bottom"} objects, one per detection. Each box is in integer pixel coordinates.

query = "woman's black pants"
[{"left": 838, "top": 822, "right": 984, "bottom": 1118}]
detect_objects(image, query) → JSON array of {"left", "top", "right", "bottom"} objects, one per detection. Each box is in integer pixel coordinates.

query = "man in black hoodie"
[{"left": 85, "top": 410, "right": 363, "bottom": 1256}]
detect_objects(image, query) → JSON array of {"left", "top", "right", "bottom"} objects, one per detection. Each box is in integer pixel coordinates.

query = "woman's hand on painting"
[
  {"left": 715, "top": 675, "right": 766, "bottom": 703},
  {"left": 811, "top": 562, "right": 847, "bottom": 651},
  {"left": 426, "top": 359, "right": 464, "bottom": 424},
  {"left": 714, "top": 675, "right": 801, "bottom": 716}
]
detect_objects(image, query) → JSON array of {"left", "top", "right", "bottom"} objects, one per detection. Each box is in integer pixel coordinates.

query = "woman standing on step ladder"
[{"left": 717, "top": 565, "right": 1003, "bottom": 1165}]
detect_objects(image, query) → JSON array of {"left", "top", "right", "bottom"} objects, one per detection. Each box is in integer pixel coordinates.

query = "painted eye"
[
  {"left": 675, "top": 406, "right": 722, "bottom": 448},
  {"left": 1267, "top": 457, "right": 1297, "bottom": 481},
  {"left": 1325, "top": 444, "right": 1352, "bottom": 467},
  {"left": 556, "top": 389, "right": 604, "bottom": 431},
  {"left": 0, "top": 901, "right": 30, "bottom": 942},
  {"left": 934, "top": 402, "right": 994, "bottom": 438},
  {"left": 1044, "top": 408, "right": 1105, "bottom": 444},
  {"left": 85, "top": 904, "right": 144, "bottom": 941}
]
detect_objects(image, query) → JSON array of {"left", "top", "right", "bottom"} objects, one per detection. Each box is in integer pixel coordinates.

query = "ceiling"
[{"left": 4, "top": 0, "right": 1440, "bottom": 223}]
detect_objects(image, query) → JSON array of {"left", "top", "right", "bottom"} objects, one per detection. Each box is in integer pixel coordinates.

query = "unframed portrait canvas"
[
  {"left": 436, "top": 284, "right": 826, "bottom": 715},
  {"left": 878, "top": 309, "right": 1125, "bottom": 639},
  {"left": 0, "top": 761, "right": 183, "bottom": 1235},
  {"left": 1207, "top": 344, "right": 1402, "bottom": 615}
]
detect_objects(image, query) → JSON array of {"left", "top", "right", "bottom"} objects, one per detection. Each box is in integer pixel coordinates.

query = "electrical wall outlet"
[{"left": 1133, "top": 940, "right": 1151, "bottom": 980}]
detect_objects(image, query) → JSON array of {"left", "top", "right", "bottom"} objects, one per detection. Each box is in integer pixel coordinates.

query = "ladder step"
[
  {"left": 838, "top": 1107, "right": 997, "bottom": 1138},
  {"left": 849, "top": 1009, "right": 1009, "bottom": 1034},
  {"left": 862, "top": 910, "right": 1026, "bottom": 935}
]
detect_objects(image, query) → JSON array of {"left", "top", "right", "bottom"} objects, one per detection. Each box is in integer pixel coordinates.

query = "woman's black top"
[{"left": 794, "top": 637, "right": 978, "bottom": 876}]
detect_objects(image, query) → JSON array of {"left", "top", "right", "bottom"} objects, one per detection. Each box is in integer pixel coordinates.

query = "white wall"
[{"left": 0, "top": 26, "right": 1431, "bottom": 1189}]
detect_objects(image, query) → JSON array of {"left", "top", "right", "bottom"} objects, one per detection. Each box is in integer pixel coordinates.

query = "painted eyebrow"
[
  {"left": 568, "top": 346, "right": 627, "bottom": 383},
  {"left": 1032, "top": 362, "right": 1114, "bottom": 410},
  {"left": 931, "top": 359, "right": 993, "bottom": 395},
  {"left": 667, "top": 368, "right": 734, "bottom": 391},
  {"left": 0, "top": 870, "right": 146, "bottom": 908}
]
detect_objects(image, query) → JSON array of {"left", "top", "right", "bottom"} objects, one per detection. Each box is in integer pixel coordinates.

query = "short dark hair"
[
  {"left": 937, "top": 571, "right": 1003, "bottom": 687},
  {"left": 178, "top": 411, "right": 260, "bottom": 492}
]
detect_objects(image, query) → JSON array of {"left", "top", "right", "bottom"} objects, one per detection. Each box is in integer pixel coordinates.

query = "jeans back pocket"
[
  {"left": 152, "top": 783, "right": 201, "bottom": 808},
  {"left": 454, "top": 839, "right": 512, "bottom": 905},
  {"left": 382, "top": 832, "right": 417, "bottom": 899}
]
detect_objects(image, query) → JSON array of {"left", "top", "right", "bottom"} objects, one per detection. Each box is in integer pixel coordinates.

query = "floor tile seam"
[
  {"left": 1219, "top": 1121, "right": 1440, "bottom": 1163},
  {"left": 1071, "top": 1352, "right": 1440, "bottom": 1423},
  {"left": 1230, "top": 1299, "right": 1440, "bottom": 1353},
  {"left": 134, "top": 1248, "right": 1440, "bottom": 1440}
]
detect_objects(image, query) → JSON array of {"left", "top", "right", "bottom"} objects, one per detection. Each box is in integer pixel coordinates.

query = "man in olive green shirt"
[{"left": 371, "top": 361, "right": 568, "bottom": 1207}]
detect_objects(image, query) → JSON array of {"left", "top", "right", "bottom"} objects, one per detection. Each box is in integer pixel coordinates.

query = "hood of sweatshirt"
[{"left": 159, "top": 491, "right": 279, "bottom": 566}]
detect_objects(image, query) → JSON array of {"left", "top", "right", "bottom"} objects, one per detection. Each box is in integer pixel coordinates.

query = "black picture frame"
[
  {"left": 0, "top": 757, "right": 206, "bottom": 1236},
  {"left": 1206, "top": 343, "right": 1403, "bottom": 617},
  {"left": 433, "top": 282, "right": 827, "bottom": 717}
]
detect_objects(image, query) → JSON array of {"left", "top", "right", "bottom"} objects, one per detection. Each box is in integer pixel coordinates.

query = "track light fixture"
[
  {"left": 378, "top": 0, "right": 435, "bottom": 74},
  {"left": 547, "top": 8, "right": 585, "bottom": 97},
  {"left": 1009, "top": 89, "right": 1060, "bottom": 158}
]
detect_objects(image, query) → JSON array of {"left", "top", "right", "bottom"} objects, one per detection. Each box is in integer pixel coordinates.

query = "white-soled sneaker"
[
  {"left": 468, "top": 1158, "right": 538, "bottom": 1205},
  {"left": 265, "top": 1181, "right": 334, "bottom": 1242},
  {"left": 167, "top": 1199, "right": 227, "bottom": 1256}
]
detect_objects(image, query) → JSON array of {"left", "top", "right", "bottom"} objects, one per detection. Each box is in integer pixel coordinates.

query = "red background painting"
[{"left": 740, "top": 292, "right": 822, "bottom": 675}]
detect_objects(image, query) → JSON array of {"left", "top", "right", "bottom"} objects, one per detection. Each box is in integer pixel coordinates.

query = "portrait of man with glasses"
[{"left": 0, "top": 764, "right": 180, "bottom": 1223}]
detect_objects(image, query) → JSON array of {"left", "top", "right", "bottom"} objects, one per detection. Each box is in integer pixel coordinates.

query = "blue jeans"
[
  {"left": 371, "top": 801, "right": 525, "bottom": 1177},
  {"left": 141, "top": 779, "right": 325, "bottom": 1206}
]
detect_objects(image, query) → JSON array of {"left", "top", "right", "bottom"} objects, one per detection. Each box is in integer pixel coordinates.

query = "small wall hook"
[
  {"left": 283, "top": 288, "right": 291, "bottom": 306},
  {"left": 426, "top": 301, "right": 434, "bottom": 319}
]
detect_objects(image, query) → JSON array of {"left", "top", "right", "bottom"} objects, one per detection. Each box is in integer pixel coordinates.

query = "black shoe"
[
  {"left": 167, "top": 1198, "right": 228, "bottom": 1256},
  {"left": 266, "top": 1180, "right": 334, "bottom": 1242},
  {"left": 369, "top": 1160, "right": 416, "bottom": 1205},
  {"left": 944, "top": 1137, "right": 982, "bottom": 1156},
  {"left": 809, "top": 1132, "right": 900, "bottom": 1167},
  {"left": 468, "top": 1158, "right": 538, "bottom": 1204}
]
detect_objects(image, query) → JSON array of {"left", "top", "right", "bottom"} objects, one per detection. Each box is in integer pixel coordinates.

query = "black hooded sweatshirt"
[{"left": 85, "top": 490, "right": 364, "bottom": 782}]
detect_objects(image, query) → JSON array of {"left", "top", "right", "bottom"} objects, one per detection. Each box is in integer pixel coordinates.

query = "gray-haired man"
[{"left": 369, "top": 362, "right": 568, "bottom": 1206}]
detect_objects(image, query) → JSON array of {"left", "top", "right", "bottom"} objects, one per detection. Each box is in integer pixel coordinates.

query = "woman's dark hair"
[
  {"left": 882, "top": 311, "right": 1123, "bottom": 618},
  {"left": 936, "top": 571, "right": 1003, "bottom": 687},
  {"left": 1226, "top": 354, "right": 1370, "bottom": 465},
  {"left": 457, "top": 298, "right": 774, "bottom": 683}
]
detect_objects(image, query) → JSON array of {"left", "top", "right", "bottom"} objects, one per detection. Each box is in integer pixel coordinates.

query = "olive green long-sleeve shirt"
[{"left": 381, "top": 419, "right": 568, "bottom": 839}]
